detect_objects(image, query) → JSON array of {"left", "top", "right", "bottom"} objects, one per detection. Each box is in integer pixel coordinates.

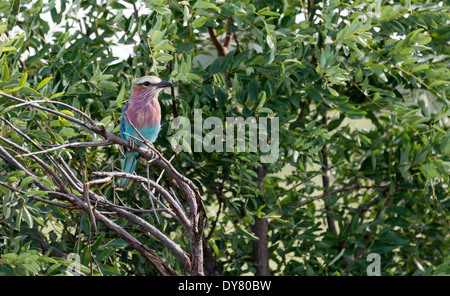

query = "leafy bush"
[{"left": 0, "top": 0, "right": 448, "bottom": 276}]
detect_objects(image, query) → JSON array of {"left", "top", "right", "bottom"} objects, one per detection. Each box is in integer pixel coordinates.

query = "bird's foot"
[
  {"left": 96, "top": 122, "right": 106, "bottom": 132},
  {"left": 128, "top": 139, "right": 137, "bottom": 151},
  {"left": 146, "top": 148, "right": 159, "bottom": 163},
  {"left": 141, "top": 140, "right": 158, "bottom": 159}
]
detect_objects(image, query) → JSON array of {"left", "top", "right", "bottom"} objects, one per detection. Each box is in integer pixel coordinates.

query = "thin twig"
[
  {"left": 0, "top": 181, "right": 72, "bottom": 209},
  {"left": 93, "top": 171, "right": 190, "bottom": 227},
  {"left": 79, "top": 146, "right": 98, "bottom": 235},
  {"left": 1, "top": 99, "right": 97, "bottom": 125},
  {"left": 147, "top": 162, "right": 160, "bottom": 224},
  {"left": 153, "top": 153, "right": 176, "bottom": 195},
  {"left": 0, "top": 116, "right": 77, "bottom": 193},
  {"left": 16, "top": 140, "right": 113, "bottom": 158},
  {"left": 0, "top": 134, "right": 68, "bottom": 192}
]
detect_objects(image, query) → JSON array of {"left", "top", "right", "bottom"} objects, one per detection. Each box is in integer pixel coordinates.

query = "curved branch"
[{"left": 0, "top": 91, "right": 207, "bottom": 275}]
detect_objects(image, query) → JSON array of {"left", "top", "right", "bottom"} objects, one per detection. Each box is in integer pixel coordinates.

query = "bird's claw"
[
  {"left": 141, "top": 140, "right": 157, "bottom": 159},
  {"left": 146, "top": 148, "right": 159, "bottom": 163},
  {"left": 96, "top": 122, "right": 106, "bottom": 132},
  {"left": 129, "top": 139, "right": 137, "bottom": 150}
]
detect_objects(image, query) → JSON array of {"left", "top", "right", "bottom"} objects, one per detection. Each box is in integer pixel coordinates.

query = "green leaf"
[
  {"left": 153, "top": 6, "right": 172, "bottom": 15},
  {"left": 328, "top": 249, "right": 345, "bottom": 266},
  {"left": 358, "top": 133, "right": 372, "bottom": 144},
  {"left": 19, "top": 72, "right": 28, "bottom": 88},
  {"left": 1, "top": 61, "right": 9, "bottom": 80},
  {"left": 422, "top": 164, "right": 440, "bottom": 179},
  {"left": 0, "top": 23, "right": 6, "bottom": 35},
  {"left": 26, "top": 190, "right": 48, "bottom": 197},
  {"left": 99, "top": 81, "right": 118, "bottom": 91},
  {"left": 109, "top": 238, "right": 128, "bottom": 248},
  {"left": 347, "top": 109, "right": 367, "bottom": 119},
  {"left": 16, "top": 209, "right": 22, "bottom": 230},
  {"left": 32, "top": 216, "right": 46, "bottom": 228},
  {"left": 372, "top": 65, "right": 388, "bottom": 83},
  {"left": 115, "top": 83, "right": 126, "bottom": 108},
  {"left": 185, "top": 73, "right": 202, "bottom": 81},
  {"left": 2, "top": 205, "right": 10, "bottom": 219},
  {"left": 59, "top": 127, "right": 77, "bottom": 138},
  {"left": 258, "top": 9, "right": 280, "bottom": 17},
  {"left": 257, "top": 107, "right": 273, "bottom": 114},
  {"left": 50, "top": 92, "right": 64, "bottom": 99},
  {"left": 412, "top": 64, "right": 429, "bottom": 73},
  {"left": 150, "top": 29, "right": 165, "bottom": 45},
  {"left": 193, "top": 2, "right": 220, "bottom": 10},
  {"left": 306, "top": 87, "right": 322, "bottom": 102},
  {"left": 192, "top": 16, "right": 208, "bottom": 28},
  {"left": 19, "top": 176, "right": 35, "bottom": 189},
  {"left": 152, "top": 40, "right": 175, "bottom": 52},
  {"left": 38, "top": 256, "right": 58, "bottom": 264},
  {"left": 96, "top": 248, "right": 115, "bottom": 262},
  {"left": 22, "top": 208, "right": 33, "bottom": 228},
  {"left": 379, "top": 6, "right": 394, "bottom": 22},
  {"left": 0, "top": 46, "right": 16, "bottom": 53},
  {"left": 60, "top": 110, "right": 74, "bottom": 117},
  {"left": 90, "top": 233, "right": 105, "bottom": 253},
  {"left": 238, "top": 225, "right": 259, "bottom": 241},
  {"left": 266, "top": 34, "right": 275, "bottom": 49},
  {"left": 355, "top": 222, "right": 370, "bottom": 234},
  {"left": 99, "top": 264, "right": 121, "bottom": 276},
  {"left": 209, "top": 241, "right": 220, "bottom": 257},
  {"left": 37, "top": 77, "right": 53, "bottom": 90},
  {"left": 45, "top": 263, "right": 61, "bottom": 275},
  {"left": 154, "top": 52, "right": 173, "bottom": 62},
  {"left": 327, "top": 86, "right": 339, "bottom": 97},
  {"left": 355, "top": 68, "right": 363, "bottom": 83}
]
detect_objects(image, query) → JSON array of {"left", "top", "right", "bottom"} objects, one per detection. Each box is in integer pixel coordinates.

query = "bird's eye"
[{"left": 143, "top": 81, "right": 150, "bottom": 86}]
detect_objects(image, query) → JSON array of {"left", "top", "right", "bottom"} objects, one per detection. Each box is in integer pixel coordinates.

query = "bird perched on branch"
[{"left": 119, "top": 76, "right": 173, "bottom": 187}]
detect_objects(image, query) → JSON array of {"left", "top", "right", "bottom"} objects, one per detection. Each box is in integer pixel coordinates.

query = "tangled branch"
[{"left": 0, "top": 91, "right": 207, "bottom": 276}]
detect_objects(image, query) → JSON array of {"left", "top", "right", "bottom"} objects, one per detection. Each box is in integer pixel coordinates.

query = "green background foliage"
[{"left": 0, "top": 0, "right": 449, "bottom": 275}]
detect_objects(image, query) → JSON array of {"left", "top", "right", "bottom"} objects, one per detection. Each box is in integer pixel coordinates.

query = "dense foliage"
[{"left": 0, "top": 0, "right": 449, "bottom": 276}]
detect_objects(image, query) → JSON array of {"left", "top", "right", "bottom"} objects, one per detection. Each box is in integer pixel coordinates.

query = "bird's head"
[{"left": 131, "top": 76, "right": 173, "bottom": 98}]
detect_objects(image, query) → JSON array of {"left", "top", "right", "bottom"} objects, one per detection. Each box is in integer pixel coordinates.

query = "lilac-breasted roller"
[{"left": 119, "top": 76, "right": 173, "bottom": 187}]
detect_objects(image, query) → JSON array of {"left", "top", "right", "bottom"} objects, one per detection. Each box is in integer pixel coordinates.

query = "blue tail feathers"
[{"left": 120, "top": 152, "right": 138, "bottom": 188}]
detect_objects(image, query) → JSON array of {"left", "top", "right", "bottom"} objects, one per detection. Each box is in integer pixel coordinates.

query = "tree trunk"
[
  {"left": 252, "top": 217, "right": 271, "bottom": 275},
  {"left": 321, "top": 110, "right": 337, "bottom": 235},
  {"left": 202, "top": 235, "right": 219, "bottom": 276},
  {"left": 252, "top": 166, "right": 271, "bottom": 276}
]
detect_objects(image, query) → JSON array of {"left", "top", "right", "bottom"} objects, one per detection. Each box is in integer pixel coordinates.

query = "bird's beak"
[{"left": 156, "top": 80, "right": 174, "bottom": 88}]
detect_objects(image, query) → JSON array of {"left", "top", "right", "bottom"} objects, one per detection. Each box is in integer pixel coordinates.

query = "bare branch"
[
  {"left": 147, "top": 162, "right": 160, "bottom": 224},
  {"left": 0, "top": 144, "right": 49, "bottom": 191},
  {"left": 0, "top": 181, "right": 72, "bottom": 209},
  {"left": 0, "top": 91, "right": 207, "bottom": 275},
  {"left": 0, "top": 92, "right": 91, "bottom": 128},
  {"left": 92, "top": 171, "right": 190, "bottom": 227},
  {"left": 1, "top": 99, "right": 97, "bottom": 126},
  {"left": 0, "top": 135, "right": 68, "bottom": 193},
  {"left": 0, "top": 116, "right": 79, "bottom": 192},
  {"left": 16, "top": 140, "right": 113, "bottom": 158},
  {"left": 80, "top": 148, "right": 98, "bottom": 235},
  {"left": 207, "top": 26, "right": 229, "bottom": 57}
]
